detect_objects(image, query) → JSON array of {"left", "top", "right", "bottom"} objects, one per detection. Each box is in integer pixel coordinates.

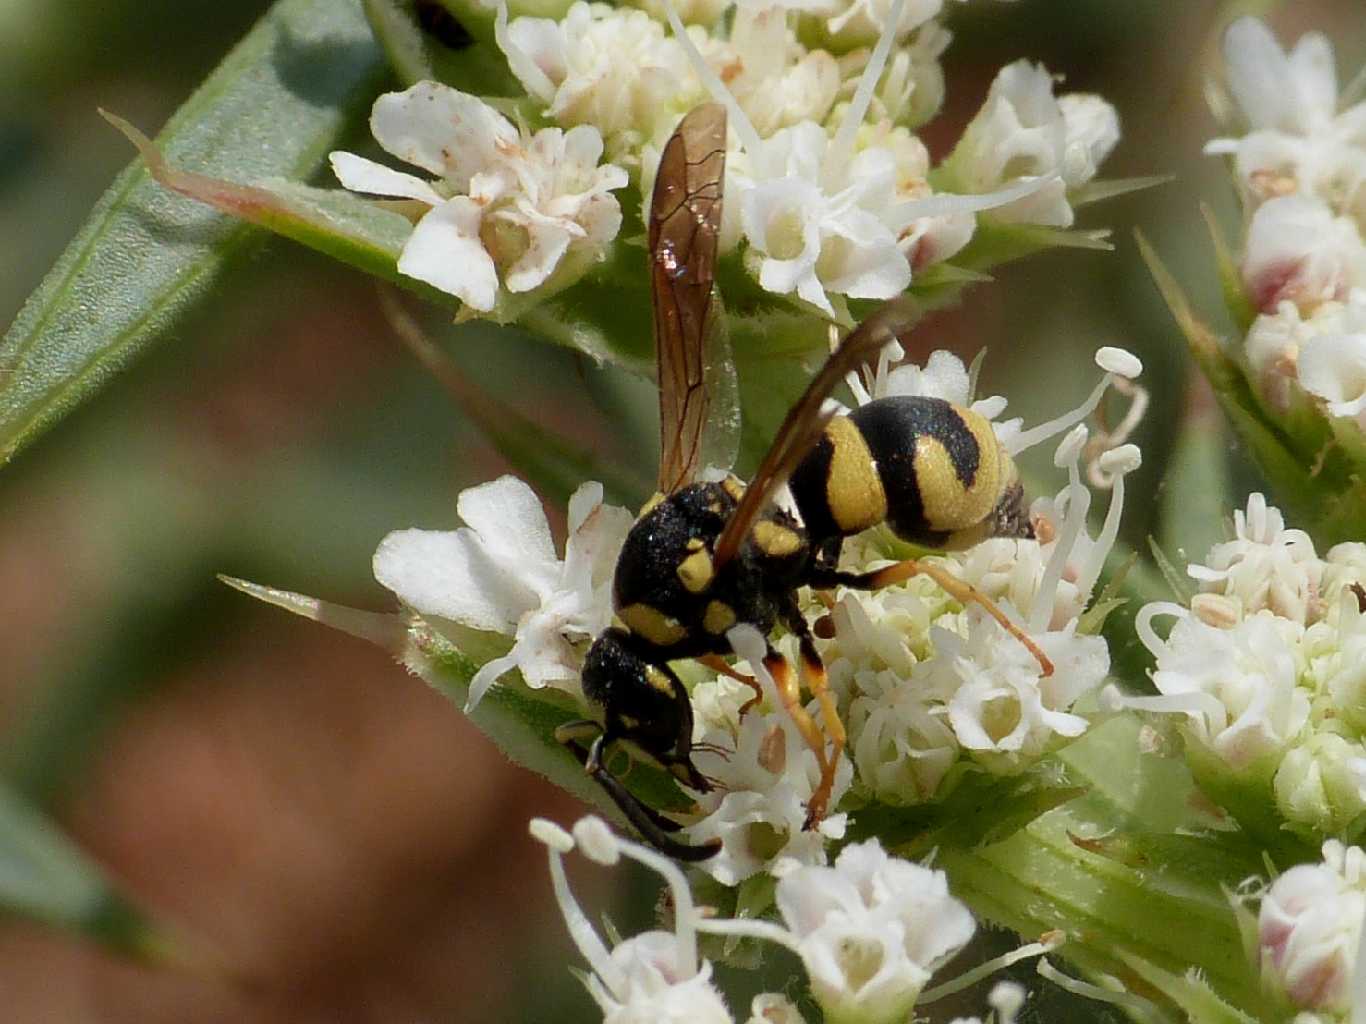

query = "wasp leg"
[
  {"left": 760, "top": 642, "right": 839, "bottom": 806},
  {"left": 811, "top": 560, "right": 1055, "bottom": 677},
  {"left": 582, "top": 734, "right": 721, "bottom": 862},
  {"left": 697, "top": 654, "right": 763, "bottom": 716},
  {"left": 778, "top": 602, "right": 845, "bottom": 831}
]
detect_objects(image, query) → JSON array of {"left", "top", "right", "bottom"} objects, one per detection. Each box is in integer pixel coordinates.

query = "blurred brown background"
[{"left": 1, "top": 1, "right": 1362, "bottom": 1020}]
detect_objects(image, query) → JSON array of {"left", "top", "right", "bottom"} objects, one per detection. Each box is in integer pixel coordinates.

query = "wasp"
[{"left": 557, "top": 104, "right": 1052, "bottom": 861}]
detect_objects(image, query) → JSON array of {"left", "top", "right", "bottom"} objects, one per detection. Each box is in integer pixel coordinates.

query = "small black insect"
[{"left": 557, "top": 105, "right": 1050, "bottom": 861}]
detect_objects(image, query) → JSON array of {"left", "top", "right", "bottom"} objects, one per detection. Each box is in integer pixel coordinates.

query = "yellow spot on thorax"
[
  {"left": 824, "top": 416, "right": 887, "bottom": 534},
  {"left": 619, "top": 603, "right": 688, "bottom": 646},
  {"left": 639, "top": 491, "right": 666, "bottom": 517},
  {"left": 703, "top": 600, "right": 737, "bottom": 634},
  {"left": 676, "top": 548, "right": 715, "bottom": 593},
  {"left": 752, "top": 519, "right": 802, "bottom": 558}
]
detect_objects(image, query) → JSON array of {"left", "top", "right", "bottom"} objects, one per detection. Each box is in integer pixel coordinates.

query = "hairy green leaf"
[{"left": 0, "top": 0, "right": 388, "bottom": 465}]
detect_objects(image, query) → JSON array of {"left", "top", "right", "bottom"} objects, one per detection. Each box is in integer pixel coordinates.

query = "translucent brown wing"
[
  {"left": 712, "top": 298, "right": 920, "bottom": 570},
  {"left": 651, "top": 103, "right": 727, "bottom": 495}
]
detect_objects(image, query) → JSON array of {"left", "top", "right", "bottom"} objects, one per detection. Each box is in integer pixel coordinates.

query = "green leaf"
[
  {"left": 952, "top": 219, "right": 1113, "bottom": 274},
  {"left": 0, "top": 779, "right": 180, "bottom": 964},
  {"left": 1157, "top": 407, "right": 1233, "bottom": 569},
  {"left": 0, "top": 0, "right": 389, "bottom": 466},
  {"left": 1137, "top": 230, "right": 1366, "bottom": 546}
]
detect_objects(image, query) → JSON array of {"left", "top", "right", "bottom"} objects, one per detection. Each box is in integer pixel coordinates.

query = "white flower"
[
  {"left": 330, "top": 82, "right": 627, "bottom": 312},
  {"left": 1187, "top": 492, "right": 1325, "bottom": 625},
  {"left": 1206, "top": 17, "right": 1366, "bottom": 213},
  {"left": 497, "top": 2, "right": 702, "bottom": 148},
  {"left": 373, "top": 476, "right": 632, "bottom": 711},
  {"left": 1324, "top": 541, "right": 1366, "bottom": 606},
  {"left": 1239, "top": 195, "right": 1366, "bottom": 315},
  {"left": 1310, "top": 587, "right": 1366, "bottom": 733},
  {"left": 1299, "top": 307, "right": 1366, "bottom": 427},
  {"left": 945, "top": 59, "right": 1120, "bottom": 227},
  {"left": 683, "top": 629, "right": 853, "bottom": 886},
  {"left": 714, "top": 2, "right": 841, "bottom": 138},
  {"left": 738, "top": 120, "right": 911, "bottom": 315},
  {"left": 1273, "top": 732, "right": 1366, "bottom": 837},
  {"left": 530, "top": 817, "right": 736, "bottom": 1024},
  {"left": 802, "top": 0, "right": 944, "bottom": 50},
  {"left": 917, "top": 611, "right": 1106, "bottom": 773},
  {"left": 1258, "top": 840, "right": 1366, "bottom": 1013},
  {"left": 746, "top": 994, "right": 809, "bottom": 1024},
  {"left": 1123, "top": 607, "right": 1309, "bottom": 772},
  {"left": 827, "top": 584, "right": 962, "bottom": 803},
  {"left": 772, "top": 839, "right": 975, "bottom": 1024}
]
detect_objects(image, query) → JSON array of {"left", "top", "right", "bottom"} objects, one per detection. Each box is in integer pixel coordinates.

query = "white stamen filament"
[
  {"left": 1035, "top": 959, "right": 1164, "bottom": 1024},
  {"left": 607, "top": 826, "right": 702, "bottom": 976},
  {"left": 918, "top": 935, "right": 1062, "bottom": 1004},
  {"left": 661, "top": 0, "right": 765, "bottom": 167},
  {"left": 823, "top": 0, "right": 906, "bottom": 189},
  {"left": 1086, "top": 377, "right": 1149, "bottom": 488},
  {"left": 1135, "top": 601, "right": 1189, "bottom": 657},
  {"left": 1007, "top": 372, "right": 1114, "bottom": 456},
  {"left": 891, "top": 174, "right": 1057, "bottom": 223},
  {"left": 692, "top": 915, "right": 803, "bottom": 953},
  {"left": 1101, "top": 685, "right": 1231, "bottom": 728},
  {"left": 1031, "top": 426, "right": 1091, "bottom": 633},
  {"left": 536, "top": 830, "right": 628, "bottom": 996},
  {"left": 1075, "top": 446, "right": 1140, "bottom": 598}
]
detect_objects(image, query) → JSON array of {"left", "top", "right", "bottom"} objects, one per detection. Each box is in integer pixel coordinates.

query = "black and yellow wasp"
[{"left": 558, "top": 104, "right": 1051, "bottom": 861}]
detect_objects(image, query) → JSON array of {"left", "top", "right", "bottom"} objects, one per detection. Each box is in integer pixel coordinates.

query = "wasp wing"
[
  {"left": 651, "top": 103, "right": 728, "bottom": 495},
  {"left": 712, "top": 298, "right": 919, "bottom": 570}
]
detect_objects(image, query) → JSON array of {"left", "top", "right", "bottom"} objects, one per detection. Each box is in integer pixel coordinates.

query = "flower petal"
[
  {"left": 371, "top": 81, "right": 517, "bottom": 189},
  {"left": 373, "top": 528, "right": 531, "bottom": 631},
  {"left": 397, "top": 197, "right": 499, "bottom": 312},
  {"left": 456, "top": 476, "right": 559, "bottom": 586},
  {"left": 329, "top": 152, "right": 443, "bottom": 204}
]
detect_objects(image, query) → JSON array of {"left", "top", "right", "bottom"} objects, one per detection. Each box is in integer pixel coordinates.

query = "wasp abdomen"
[{"left": 790, "top": 395, "right": 1016, "bottom": 549}]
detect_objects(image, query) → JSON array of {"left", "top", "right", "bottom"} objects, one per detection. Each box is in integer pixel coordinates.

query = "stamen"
[
  {"left": 1085, "top": 377, "right": 1149, "bottom": 487},
  {"left": 1075, "top": 445, "right": 1141, "bottom": 598},
  {"left": 1100, "top": 684, "right": 1230, "bottom": 727},
  {"left": 660, "top": 0, "right": 765, "bottom": 166},
  {"left": 890, "top": 174, "right": 1057, "bottom": 224},
  {"left": 573, "top": 816, "right": 622, "bottom": 866},
  {"left": 1135, "top": 601, "right": 1188, "bottom": 657},
  {"left": 1007, "top": 348, "right": 1141, "bottom": 456},
  {"left": 531, "top": 821, "right": 627, "bottom": 997},
  {"left": 823, "top": 0, "right": 906, "bottom": 189},
  {"left": 918, "top": 933, "right": 1062, "bottom": 1004},
  {"left": 1030, "top": 426, "right": 1091, "bottom": 633},
  {"left": 692, "top": 915, "right": 802, "bottom": 954},
  {"left": 1036, "top": 959, "right": 1165, "bottom": 1024},
  {"left": 599, "top": 819, "right": 702, "bottom": 976}
]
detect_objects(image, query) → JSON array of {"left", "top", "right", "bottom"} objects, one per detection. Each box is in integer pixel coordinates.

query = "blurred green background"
[{"left": 1, "top": 0, "right": 1362, "bottom": 1020}]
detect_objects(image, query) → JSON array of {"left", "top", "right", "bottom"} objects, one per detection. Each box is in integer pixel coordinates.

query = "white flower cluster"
[
  {"left": 820, "top": 349, "right": 1141, "bottom": 804},
  {"left": 333, "top": 0, "right": 1120, "bottom": 317},
  {"left": 1109, "top": 493, "right": 1366, "bottom": 839},
  {"left": 1254, "top": 840, "right": 1366, "bottom": 1017},
  {"left": 1207, "top": 18, "right": 1366, "bottom": 439},
  {"left": 531, "top": 815, "right": 1007, "bottom": 1024}
]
